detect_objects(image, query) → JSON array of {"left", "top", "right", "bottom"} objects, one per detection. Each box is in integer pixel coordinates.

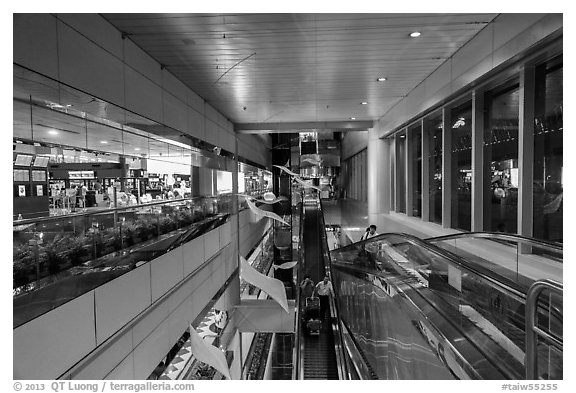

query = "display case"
[{"left": 13, "top": 153, "right": 50, "bottom": 219}]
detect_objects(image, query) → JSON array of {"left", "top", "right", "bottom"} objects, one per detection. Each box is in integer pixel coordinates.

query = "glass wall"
[
  {"left": 533, "top": 56, "right": 563, "bottom": 242},
  {"left": 344, "top": 149, "right": 367, "bottom": 202},
  {"left": 450, "top": 102, "right": 473, "bottom": 231},
  {"left": 385, "top": 47, "right": 562, "bottom": 244},
  {"left": 396, "top": 132, "right": 406, "bottom": 213},
  {"left": 483, "top": 83, "right": 520, "bottom": 233},
  {"left": 409, "top": 123, "right": 422, "bottom": 217},
  {"left": 425, "top": 113, "right": 443, "bottom": 224}
]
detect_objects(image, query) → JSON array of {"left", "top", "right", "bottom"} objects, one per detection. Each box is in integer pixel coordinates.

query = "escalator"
[
  {"left": 297, "top": 203, "right": 339, "bottom": 379},
  {"left": 328, "top": 232, "right": 563, "bottom": 380}
]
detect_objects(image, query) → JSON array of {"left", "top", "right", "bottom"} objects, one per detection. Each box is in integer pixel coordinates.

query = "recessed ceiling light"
[
  {"left": 377, "top": 77, "right": 387, "bottom": 82},
  {"left": 350, "top": 117, "right": 356, "bottom": 120},
  {"left": 134, "top": 148, "right": 141, "bottom": 151},
  {"left": 361, "top": 102, "right": 368, "bottom": 105},
  {"left": 410, "top": 31, "right": 421, "bottom": 38},
  {"left": 100, "top": 141, "right": 108, "bottom": 144},
  {"left": 48, "top": 130, "right": 58, "bottom": 135}
]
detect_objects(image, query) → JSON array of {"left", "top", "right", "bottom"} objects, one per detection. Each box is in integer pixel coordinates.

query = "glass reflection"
[
  {"left": 425, "top": 114, "right": 443, "bottom": 224},
  {"left": 533, "top": 57, "right": 563, "bottom": 243},
  {"left": 484, "top": 83, "right": 519, "bottom": 234},
  {"left": 451, "top": 102, "right": 472, "bottom": 231}
]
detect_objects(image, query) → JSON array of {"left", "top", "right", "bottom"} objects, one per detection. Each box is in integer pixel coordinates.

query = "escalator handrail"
[
  {"left": 334, "top": 232, "right": 527, "bottom": 303},
  {"left": 525, "top": 279, "right": 563, "bottom": 380},
  {"left": 318, "top": 198, "right": 349, "bottom": 380},
  {"left": 425, "top": 231, "right": 562, "bottom": 257}
]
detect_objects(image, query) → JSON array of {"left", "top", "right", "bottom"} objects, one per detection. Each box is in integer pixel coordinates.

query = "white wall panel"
[
  {"left": 124, "top": 67, "right": 163, "bottom": 124},
  {"left": 105, "top": 353, "right": 135, "bottom": 380},
  {"left": 493, "top": 14, "right": 561, "bottom": 68},
  {"left": 131, "top": 300, "right": 170, "bottom": 346},
  {"left": 204, "top": 104, "right": 220, "bottom": 124},
  {"left": 165, "top": 279, "right": 191, "bottom": 317},
  {"left": 187, "top": 90, "right": 205, "bottom": 113},
  {"left": 150, "top": 248, "right": 185, "bottom": 302},
  {"left": 94, "top": 264, "right": 152, "bottom": 345},
  {"left": 132, "top": 319, "right": 171, "bottom": 380},
  {"left": 205, "top": 119, "right": 219, "bottom": 146},
  {"left": 162, "top": 70, "right": 188, "bottom": 103},
  {"left": 219, "top": 130, "right": 236, "bottom": 154},
  {"left": 57, "top": 22, "right": 125, "bottom": 107},
  {"left": 124, "top": 39, "right": 162, "bottom": 85},
  {"left": 493, "top": 14, "right": 546, "bottom": 50},
  {"left": 162, "top": 92, "right": 188, "bottom": 132},
  {"left": 187, "top": 108, "right": 206, "bottom": 141},
  {"left": 219, "top": 221, "right": 232, "bottom": 247},
  {"left": 182, "top": 235, "right": 205, "bottom": 277},
  {"left": 72, "top": 331, "right": 133, "bottom": 380},
  {"left": 451, "top": 56, "right": 494, "bottom": 93},
  {"left": 204, "top": 228, "right": 220, "bottom": 259},
  {"left": 13, "top": 291, "right": 96, "bottom": 380},
  {"left": 58, "top": 14, "right": 123, "bottom": 59},
  {"left": 167, "top": 302, "right": 191, "bottom": 346},
  {"left": 13, "top": 14, "right": 59, "bottom": 80},
  {"left": 451, "top": 26, "right": 494, "bottom": 81}
]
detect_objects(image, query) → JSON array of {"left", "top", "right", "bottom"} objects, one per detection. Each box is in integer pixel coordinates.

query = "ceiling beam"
[{"left": 235, "top": 121, "right": 373, "bottom": 134}]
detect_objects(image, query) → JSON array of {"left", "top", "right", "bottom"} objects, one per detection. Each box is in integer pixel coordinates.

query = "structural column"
[
  {"left": 367, "top": 127, "right": 390, "bottom": 229},
  {"left": 421, "top": 119, "right": 430, "bottom": 221},
  {"left": 406, "top": 126, "right": 414, "bottom": 217},
  {"left": 518, "top": 65, "right": 536, "bottom": 245},
  {"left": 441, "top": 107, "right": 452, "bottom": 229},
  {"left": 471, "top": 89, "right": 485, "bottom": 231}
]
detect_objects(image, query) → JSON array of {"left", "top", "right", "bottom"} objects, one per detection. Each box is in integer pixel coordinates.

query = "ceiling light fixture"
[
  {"left": 410, "top": 31, "right": 421, "bottom": 38},
  {"left": 350, "top": 117, "right": 356, "bottom": 120},
  {"left": 377, "top": 77, "right": 387, "bottom": 82},
  {"left": 100, "top": 141, "right": 108, "bottom": 144},
  {"left": 134, "top": 148, "right": 141, "bottom": 151},
  {"left": 361, "top": 102, "right": 368, "bottom": 105},
  {"left": 48, "top": 130, "right": 58, "bottom": 135}
]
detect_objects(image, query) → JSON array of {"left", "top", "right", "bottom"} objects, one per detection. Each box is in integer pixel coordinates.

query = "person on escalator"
[
  {"left": 360, "top": 225, "right": 378, "bottom": 241},
  {"left": 300, "top": 275, "right": 315, "bottom": 299},
  {"left": 314, "top": 275, "right": 334, "bottom": 320}
]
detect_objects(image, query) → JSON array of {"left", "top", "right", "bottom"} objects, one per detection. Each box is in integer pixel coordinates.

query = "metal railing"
[
  {"left": 426, "top": 231, "right": 562, "bottom": 258},
  {"left": 525, "top": 280, "right": 563, "bottom": 380}
]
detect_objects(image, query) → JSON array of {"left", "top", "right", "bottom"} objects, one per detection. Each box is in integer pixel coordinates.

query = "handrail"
[
  {"left": 425, "top": 231, "right": 562, "bottom": 256},
  {"left": 337, "top": 232, "right": 527, "bottom": 303},
  {"left": 525, "top": 280, "right": 563, "bottom": 380},
  {"left": 13, "top": 194, "right": 230, "bottom": 226},
  {"left": 318, "top": 197, "right": 350, "bottom": 380}
]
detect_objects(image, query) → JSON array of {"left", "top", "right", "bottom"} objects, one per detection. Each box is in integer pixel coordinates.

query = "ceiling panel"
[{"left": 102, "top": 13, "right": 498, "bottom": 125}]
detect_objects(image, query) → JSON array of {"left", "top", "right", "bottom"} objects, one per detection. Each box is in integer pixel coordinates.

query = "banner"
[
  {"left": 272, "top": 260, "right": 298, "bottom": 270},
  {"left": 246, "top": 198, "right": 290, "bottom": 226},
  {"left": 188, "top": 325, "right": 232, "bottom": 380},
  {"left": 240, "top": 256, "right": 289, "bottom": 313}
]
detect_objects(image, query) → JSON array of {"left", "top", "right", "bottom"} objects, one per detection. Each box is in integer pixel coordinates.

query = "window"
[
  {"left": 533, "top": 57, "right": 563, "bottom": 242},
  {"left": 483, "top": 83, "right": 520, "bottom": 234},
  {"left": 396, "top": 132, "right": 406, "bottom": 213},
  {"left": 409, "top": 123, "right": 422, "bottom": 217},
  {"left": 451, "top": 102, "right": 473, "bottom": 231},
  {"left": 425, "top": 114, "right": 443, "bottom": 224},
  {"left": 344, "top": 149, "right": 367, "bottom": 202}
]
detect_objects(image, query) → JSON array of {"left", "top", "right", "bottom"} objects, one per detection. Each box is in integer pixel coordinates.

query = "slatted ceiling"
[{"left": 108, "top": 14, "right": 497, "bottom": 123}]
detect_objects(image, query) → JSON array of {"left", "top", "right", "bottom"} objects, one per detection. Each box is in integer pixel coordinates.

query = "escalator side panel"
[{"left": 332, "top": 268, "right": 457, "bottom": 380}]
